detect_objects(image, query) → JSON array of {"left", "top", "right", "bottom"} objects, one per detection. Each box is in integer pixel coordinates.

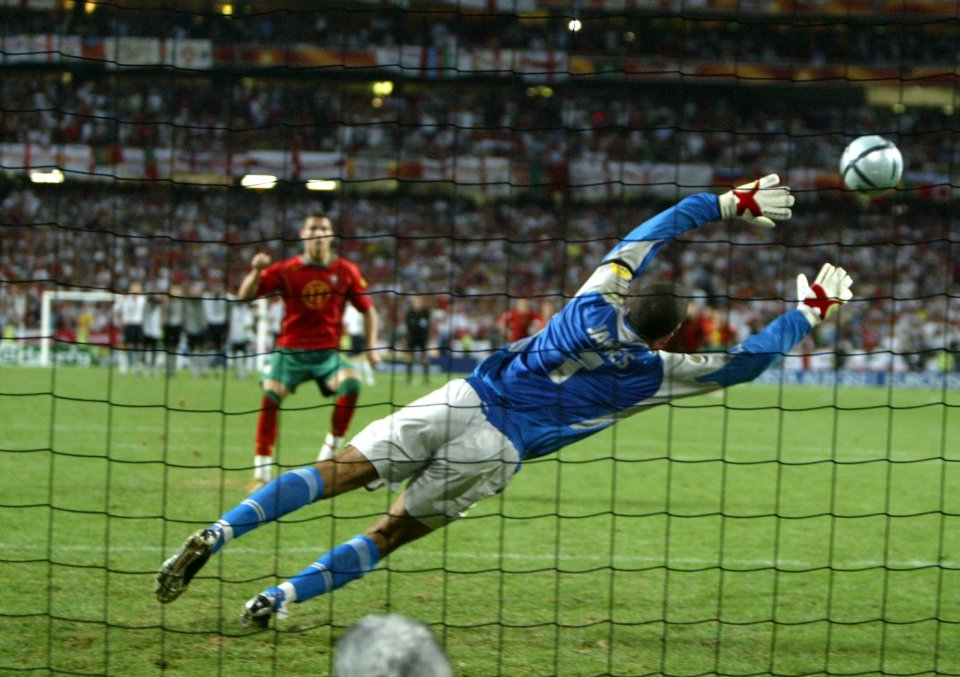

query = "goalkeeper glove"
[
  {"left": 718, "top": 174, "right": 794, "bottom": 228},
  {"left": 796, "top": 263, "right": 853, "bottom": 327}
]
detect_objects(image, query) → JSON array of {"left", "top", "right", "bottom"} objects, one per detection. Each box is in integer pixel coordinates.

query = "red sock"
[
  {"left": 330, "top": 392, "right": 358, "bottom": 438},
  {"left": 255, "top": 395, "right": 279, "bottom": 457}
]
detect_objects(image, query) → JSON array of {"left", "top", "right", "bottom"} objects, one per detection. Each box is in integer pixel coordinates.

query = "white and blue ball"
[{"left": 839, "top": 135, "right": 903, "bottom": 193}]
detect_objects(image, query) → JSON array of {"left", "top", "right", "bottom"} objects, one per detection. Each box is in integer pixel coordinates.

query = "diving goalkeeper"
[{"left": 155, "top": 175, "right": 853, "bottom": 627}]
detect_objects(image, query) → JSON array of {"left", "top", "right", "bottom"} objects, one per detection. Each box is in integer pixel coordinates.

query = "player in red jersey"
[
  {"left": 497, "top": 297, "right": 544, "bottom": 345},
  {"left": 237, "top": 213, "right": 380, "bottom": 492}
]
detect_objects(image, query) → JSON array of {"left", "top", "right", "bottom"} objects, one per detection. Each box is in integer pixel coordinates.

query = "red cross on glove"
[
  {"left": 733, "top": 182, "right": 764, "bottom": 218},
  {"left": 803, "top": 284, "right": 842, "bottom": 320},
  {"left": 796, "top": 263, "right": 853, "bottom": 326}
]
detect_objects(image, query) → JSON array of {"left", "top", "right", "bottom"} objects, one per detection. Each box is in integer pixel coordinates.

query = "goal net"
[{"left": 1, "top": 2, "right": 958, "bottom": 676}]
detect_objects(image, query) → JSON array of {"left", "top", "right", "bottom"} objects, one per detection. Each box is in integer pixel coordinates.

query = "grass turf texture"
[{"left": 2, "top": 365, "right": 959, "bottom": 676}]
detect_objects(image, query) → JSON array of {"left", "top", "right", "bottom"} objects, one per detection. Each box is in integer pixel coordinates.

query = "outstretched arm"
[
  {"left": 580, "top": 175, "right": 794, "bottom": 296},
  {"left": 599, "top": 193, "right": 720, "bottom": 281},
  {"left": 656, "top": 263, "right": 854, "bottom": 394}
]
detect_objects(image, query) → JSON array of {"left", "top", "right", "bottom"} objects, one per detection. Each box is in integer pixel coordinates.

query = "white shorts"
[{"left": 348, "top": 379, "right": 520, "bottom": 529}]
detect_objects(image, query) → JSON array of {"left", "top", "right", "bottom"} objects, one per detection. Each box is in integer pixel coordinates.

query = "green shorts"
[{"left": 261, "top": 348, "right": 355, "bottom": 396}]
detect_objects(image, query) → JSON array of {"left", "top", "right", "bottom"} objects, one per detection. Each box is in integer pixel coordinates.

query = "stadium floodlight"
[
  {"left": 568, "top": 18, "right": 582, "bottom": 32},
  {"left": 30, "top": 169, "right": 65, "bottom": 184},
  {"left": 526, "top": 86, "right": 554, "bottom": 98},
  {"left": 241, "top": 174, "right": 277, "bottom": 189},
  {"left": 372, "top": 81, "right": 394, "bottom": 97},
  {"left": 306, "top": 179, "right": 339, "bottom": 191}
]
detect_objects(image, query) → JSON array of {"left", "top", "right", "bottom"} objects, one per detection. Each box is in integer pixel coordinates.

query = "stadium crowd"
[
  {"left": 3, "top": 2, "right": 957, "bottom": 69},
  {"left": 1, "top": 2, "right": 957, "bottom": 374},
  {"left": 2, "top": 75, "right": 956, "bottom": 179},
  {"left": 1, "top": 183, "right": 958, "bottom": 373}
]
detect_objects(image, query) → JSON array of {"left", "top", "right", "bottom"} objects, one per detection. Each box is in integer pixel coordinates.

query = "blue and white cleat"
[
  {"left": 240, "top": 590, "right": 289, "bottom": 629},
  {"left": 154, "top": 528, "right": 217, "bottom": 603}
]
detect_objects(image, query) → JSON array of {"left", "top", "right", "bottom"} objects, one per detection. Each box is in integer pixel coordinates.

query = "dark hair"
[
  {"left": 302, "top": 212, "right": 335, "bottom": 236},
  {"left": 627, "top": 281, "right": 690, "bottom": 343}
]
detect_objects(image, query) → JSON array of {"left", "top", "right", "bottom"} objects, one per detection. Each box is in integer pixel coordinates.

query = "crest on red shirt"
[{"left": 301, "top": 279, "right": 332, "bottom": 309}]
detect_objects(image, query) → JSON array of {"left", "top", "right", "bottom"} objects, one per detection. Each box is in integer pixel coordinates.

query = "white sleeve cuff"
[{"left": 797, "top": 304, "right": 820, "bottom": 328}]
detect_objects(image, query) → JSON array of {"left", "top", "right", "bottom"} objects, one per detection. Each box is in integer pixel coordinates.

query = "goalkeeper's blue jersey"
[{"left": 467, "top": 193, "right": 813, "bottom": 460}]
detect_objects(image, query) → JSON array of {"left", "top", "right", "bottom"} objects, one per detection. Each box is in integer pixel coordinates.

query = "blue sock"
[
  {"left": 209, "top": 467, "right": 325, "bottom": 552},
  {"left": 274, "top": 535, "right": 380, "bottom": 604}
]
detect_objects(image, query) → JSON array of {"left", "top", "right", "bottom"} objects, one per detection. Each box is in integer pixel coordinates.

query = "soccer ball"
[{"left": 839, "top": 135, "right": 903, "bottom": 193}]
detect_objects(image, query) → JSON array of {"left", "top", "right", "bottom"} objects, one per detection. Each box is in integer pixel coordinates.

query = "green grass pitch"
[{"left": 2, "top": 364, "right": 959, "bottom": 676}]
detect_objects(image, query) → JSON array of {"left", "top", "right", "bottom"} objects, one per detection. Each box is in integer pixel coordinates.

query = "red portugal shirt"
[
  {"left": 257, "top": 255, "right": 372, "bottom": 350},
  {"left": 500, "top": 309, "right": 543, "bottom": 343}
]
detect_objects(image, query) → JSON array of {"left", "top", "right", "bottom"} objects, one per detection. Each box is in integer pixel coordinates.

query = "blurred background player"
[
  {"left": 334, "top": 614, "right": 452, "bottom": 677},
  {"left": 113, "top": 280, "right": 146, "bottom": 375},
  {"left": 141, "top": 289, "right": 164, "bottom": 375},
  {"left": 404, "top": 294, "right": 433, "bottom": 384},
  {"left": 182, "top": 282, "right": 208, "bottom": 378},
  {"left": 202, "top": 282, "right": 229, "bottom": 373},
  {"left": 537, "top": 298, "right": 558, "bottom": 327},
  {"left": 226, "top": 292, "right": 254, "bottom": 379},
  {"left": 161, "top": 284, "right": 185, "bottom": 376},
  {"left": 497, "top": 297, "right": 543, "bottom": 346},
  {"left": 265, "top": 297, "right": 283, "bottom": 350},
  {"left": 237, "top": 213, "right": 379, "bottom": 492},
  {"left": 343, "top": 303, "right": 376, "bottom": 386}
]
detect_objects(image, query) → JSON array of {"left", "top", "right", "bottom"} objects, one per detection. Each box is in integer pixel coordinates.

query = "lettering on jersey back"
[
  {"left": 549, "top": 323, "right": 634, "bottom": 384},
  {"left": 587, "top": 325, "right": 634, "bottom": 369}
]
